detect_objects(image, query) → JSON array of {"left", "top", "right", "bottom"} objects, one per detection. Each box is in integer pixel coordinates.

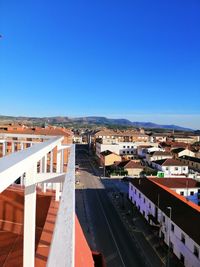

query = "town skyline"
[{"left": 0, "top": 112, "right": 200, "bottom": 130}]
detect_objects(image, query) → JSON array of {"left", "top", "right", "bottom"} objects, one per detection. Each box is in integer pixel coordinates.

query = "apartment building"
[
  {"left": 94, "top": 129, "right": 149, "bottom": 144},
  {"left": 179, "top": 156, "right": 200, "bottom": 173},
  {"left": 129, "top": 178, "right": 200, "bottom": 267},
  {"left": 168, "top": 135, "right": 199, "bottom": 144},
  {"left": 96, "top": 141, "right": 136, "bottom": 158}
]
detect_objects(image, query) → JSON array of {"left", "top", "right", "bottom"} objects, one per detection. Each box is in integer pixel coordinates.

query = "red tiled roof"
[
  {"left": 162, "top": 158, "right": 186, "bottom": 166},
  {"left": 152, "top": 151, "right": 171, "bottom": 156},
  {"left": 75, "top": 216, "right": 94, "bottom": 267},
  {"left": 117, "top": 160, "right": 143, "bottom": 169},
  {"left": 0, "top": 187, "right": 55, "bottom": 267},
  {"left": 0, "top": 126, "right": 73, "bottom": 138},
  {"left": 148, "top": 177, "right": 199, "bottom": 189},
  {"left": 153, "top": 158, "right": 186, "bottom": 166}
]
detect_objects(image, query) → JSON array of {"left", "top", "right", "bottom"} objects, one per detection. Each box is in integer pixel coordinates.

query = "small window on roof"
[
  {"left": 181, "top": 233, "right": 185, "bottom": 244},
  {"left": 194, "top": 246, "right": 199, "bottom": 258}
]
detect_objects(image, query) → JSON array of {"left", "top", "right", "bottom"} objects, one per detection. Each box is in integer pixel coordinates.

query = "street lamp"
[{"left": 166, "top": 206, "right": 172, "bottom": 267}]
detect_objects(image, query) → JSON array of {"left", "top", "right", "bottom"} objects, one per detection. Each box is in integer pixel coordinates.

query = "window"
[
  {"left": 127, "top": 146, "right": 130, "bottom": 148},
  {"left": 149, "top": 203, "right": 151, "bottom": 209},
  {"left": 131, "top": 146, "right": 134, "bottom": 148},
  {"left": 123, "top": 151, "right": 125, "bottom": 154},
  {"left": 171, "top": 224, "right": 174, "bottom": 232},
  {"left": 180, "top": 253, "right": 185, "bottom": 264},
  {"left": 175, "top": 167, "right": 178, "bottom": 170},
  {"left": 127, "top": 151, "right": 129, "bottom": 154},
  {"left": 166, "top": 167, "right": 169, "bottom": 170},
  {"left": 181, "top": 233, "right": 185, "bottom": 244},
  {"left": 139, "top": 193, "right": 141, "bottom": 198},
  {"left": 190, "top": 191, "right": 194, "bottom": 196},
  {"left": 135, "top": 189, "right": 137, "bottom": 194},
  {"left": 194, "top": 246, "right": 199, "bottom": 258},
  {"left": 143, "top": 198, "right": 146, "bottom": 203},
  {"left": 131, "top": 151, "right": 134, "bottom": 154},
  {"left": 123, "top": 146, "right": 125, "bottom": 148},
  {"left": 163, "top": 216, "right": 165, "bottom": 222},
  {"left": 169, "top": 241, "right": 174, "bottom": 252},
  {"left": 198, "top": 189, "right": 200, "bottom": 194},
  {"left": 183, "top": 167, "right": 186, "bottom": 171},
  {"left": 180, "top": 191, "right": 184, "bottom": 196}
]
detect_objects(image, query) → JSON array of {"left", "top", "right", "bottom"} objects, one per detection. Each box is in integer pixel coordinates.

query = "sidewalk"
[{"left": 106, "top": 183, "right": 184, "bottom": 267}]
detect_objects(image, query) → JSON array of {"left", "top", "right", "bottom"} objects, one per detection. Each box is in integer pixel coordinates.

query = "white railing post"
[
  {"left": 20, "top": 142, "right": 24, "bottom": 150},
  {"left": 50, "top": 150, "right": 53, "bottom": 172},
  {"left": 42, "top": 155, "right": 47, "bottom": 192},
  {"left": 23, "top": 165, "right": 37, "bottom": 267},
  {"left": 61, "top": 149, "right": 64, "bottom": 172},
  {"left": 55, "top": 149, "right": 61, "bottom": 201},
  {"left": 40, "top": 158, "right": 43, "bottom": 173},
  {"left": 2, "top": 142, "right": 6, "bottom": 156},
  {"left": 11, "top": 142, "right": 15, "bottom": 153}
]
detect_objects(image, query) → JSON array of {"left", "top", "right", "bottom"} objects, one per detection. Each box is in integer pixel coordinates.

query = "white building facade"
[
  {"left": 151, "top": 160, "right": 189, "bottom": 176},
  {"left": 129, "top": 179, "right": 200, "bottom": 267}
]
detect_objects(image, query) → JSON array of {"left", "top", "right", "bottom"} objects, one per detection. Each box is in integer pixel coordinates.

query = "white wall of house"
[
  {"left": 129, "top": 183, "right": 200, "bottom": 267},
  {"left": 118, "top": 142, "right": 136, "bottom": 156},
  {"left": 149, "top": 135, "right": 167, "bottom": 143},
  {"left": 151, "top": 162, "right": 189, "bottom": 176},
  {"left": 147, "top": 154, "right": 172, "bottom": 164},
  {"left": 173, "top": 188, "right": 200, "bottom": 205},
  {"left": 162, "top": 166, "right": 189, "bottom": 176},
  {"left": 95, "top": 142, "right": 119, "bottom": 158},
  {"left": 177, "top": 149, "right": 196, "bottom": 158},
  {"left": 147, "top": 147, "right": 164, "bottom": 153}
]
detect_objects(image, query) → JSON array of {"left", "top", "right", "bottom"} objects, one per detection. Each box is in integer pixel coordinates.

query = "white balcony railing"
[{"left": 0, "top": 134, "right": 75, "bottom": 267}]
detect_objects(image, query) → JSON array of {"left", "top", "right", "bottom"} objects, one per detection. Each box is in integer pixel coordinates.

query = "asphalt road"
[{"left": 75, "top": 148, "right": 150, "bottom": 267}]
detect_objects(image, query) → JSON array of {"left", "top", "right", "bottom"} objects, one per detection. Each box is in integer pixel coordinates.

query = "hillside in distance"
[{"left": 0, "top": 115, "right": 194, "bottom": 131}]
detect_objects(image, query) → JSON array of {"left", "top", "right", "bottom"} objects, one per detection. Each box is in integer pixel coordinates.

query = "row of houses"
[
  {"left": 129, "top": 178, "right": 200, "bottom": 267},
  {"left": 94, "top": 129, "right": 200, "bottom": 145}
]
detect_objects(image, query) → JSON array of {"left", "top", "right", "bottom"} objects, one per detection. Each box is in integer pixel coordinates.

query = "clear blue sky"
[{"left": 0, "top": 0, "right": 200, "bottom": 128}]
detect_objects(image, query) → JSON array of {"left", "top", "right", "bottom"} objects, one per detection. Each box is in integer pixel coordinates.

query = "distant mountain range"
[{"left": 0, "top": 115, "right": 194, "bottom": 131}]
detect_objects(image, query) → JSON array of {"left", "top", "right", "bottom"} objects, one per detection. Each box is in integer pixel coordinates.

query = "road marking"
[
  {"left": 93, "top": 185, "right": 126, "bottom": 267},
  {"left": 105, "top": 252, "right": 118, "bottom": 263}
]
